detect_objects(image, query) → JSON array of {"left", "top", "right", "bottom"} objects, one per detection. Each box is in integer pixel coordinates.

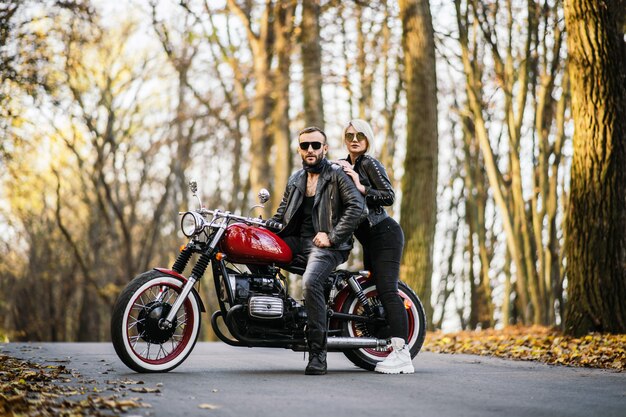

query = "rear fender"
[{"left": 153, "top": 268, "right": 207, "bottom": 313}]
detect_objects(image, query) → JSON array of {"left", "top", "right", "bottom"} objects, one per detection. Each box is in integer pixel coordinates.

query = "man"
[{"left": 271, "top": 126, "right": 367, "bottom": 375}]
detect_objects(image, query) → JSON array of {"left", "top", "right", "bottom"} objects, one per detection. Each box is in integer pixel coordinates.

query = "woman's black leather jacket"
[{"left": 344, "top": 154, "right": 394, "bottom": 227}]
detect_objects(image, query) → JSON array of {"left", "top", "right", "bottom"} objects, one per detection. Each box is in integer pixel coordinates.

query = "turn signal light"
[
  {"left": 215, "top": 252, "right": 227, "bottom": 261},
  {"left": 179, "top": 244, "right": 187, "bottom": 252},
  {"left": 404, "top": 299, "right": 413, "bottom": 310}
]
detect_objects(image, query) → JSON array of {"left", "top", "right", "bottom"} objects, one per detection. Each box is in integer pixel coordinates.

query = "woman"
[{"left": 335, "top": 119, "right": 413, "bottom": 374}]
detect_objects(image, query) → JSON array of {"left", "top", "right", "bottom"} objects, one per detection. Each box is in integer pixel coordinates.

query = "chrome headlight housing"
[{"left": 180, "top": 211, "right": 207, "bottom": 237}]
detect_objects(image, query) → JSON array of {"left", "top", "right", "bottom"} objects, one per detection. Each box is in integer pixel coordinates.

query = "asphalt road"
[{"left": 1, "top": 342, "right": 624, "bottom": 417}]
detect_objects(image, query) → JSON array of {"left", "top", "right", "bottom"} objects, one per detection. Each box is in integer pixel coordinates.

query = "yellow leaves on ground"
[{"left": 424, "top": 326, "right": 626, "bottom": 371}]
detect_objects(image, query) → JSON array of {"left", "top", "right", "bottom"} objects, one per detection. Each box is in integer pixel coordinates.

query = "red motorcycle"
[{"left": 110, "top": 181, "right": 426, "bottom": 373}]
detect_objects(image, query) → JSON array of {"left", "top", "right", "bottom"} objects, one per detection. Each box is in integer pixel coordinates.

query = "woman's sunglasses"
[
  {"left": 299, "top": 141, "right": 324, "bottom": 151},
  {"left": 345, "top": 132, "right": 368, "bottom": 142}
]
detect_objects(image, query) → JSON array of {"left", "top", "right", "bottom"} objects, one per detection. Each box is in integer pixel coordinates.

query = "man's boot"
[{"left": 305, "top": 330, "right": 327, "bottom": 375}]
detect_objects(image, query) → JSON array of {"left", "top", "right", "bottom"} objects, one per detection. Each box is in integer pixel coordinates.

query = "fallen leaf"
[
  {"left": 129, "top": 387, "right": 161, "bottom": 393},
  {"left": 198, "top": 403, "right": 220, "bottom": 410}
]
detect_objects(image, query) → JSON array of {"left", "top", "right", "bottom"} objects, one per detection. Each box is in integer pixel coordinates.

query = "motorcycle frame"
[{"left": 160, "top": 214, "right": 389, "bottom": 352}]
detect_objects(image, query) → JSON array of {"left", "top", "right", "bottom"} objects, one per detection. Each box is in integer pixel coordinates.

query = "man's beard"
[
  {"left": 302, "top": 153, "right": 324, "bottom": 166},
  {"left": 302, "top": 154, "right": 329, "bottom": 174}
]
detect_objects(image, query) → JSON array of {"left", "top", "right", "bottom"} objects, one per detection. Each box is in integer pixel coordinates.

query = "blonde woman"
[{"left": 335, "top": 119, "right": 413, "bottom": 374}]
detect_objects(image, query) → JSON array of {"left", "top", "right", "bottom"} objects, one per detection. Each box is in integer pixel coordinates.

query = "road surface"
[{"left": 1, "top": 342, "right": 624, "bottom": 417}]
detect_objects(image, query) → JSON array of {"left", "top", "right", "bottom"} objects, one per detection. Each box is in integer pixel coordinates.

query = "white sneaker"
[{"left": 374, "top": 337, "right": 415, "bottom": 374}]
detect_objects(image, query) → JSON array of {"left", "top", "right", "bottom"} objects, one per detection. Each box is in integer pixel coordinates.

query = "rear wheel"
[
  {"left": 111, "top": 270, "right": 201, "bottom": 373},
  {"left": 341, "top": 281, "right": 426, "bottom": 371}
]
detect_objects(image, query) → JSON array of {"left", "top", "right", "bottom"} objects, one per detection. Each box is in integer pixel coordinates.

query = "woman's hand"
[
  {"left": 334, "top": 160, "right": 352, "bottom": 169},
  {"left": 339, "top": 164, "right": 366, "bottom": 195}
]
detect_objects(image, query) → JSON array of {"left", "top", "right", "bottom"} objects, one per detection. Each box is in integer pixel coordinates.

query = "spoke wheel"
[
  {"left": 341, "top": 281, "right": 426, "bottom": 371},
  {"left": 111, "top": 271, "right": 201, "bottom": 373}
]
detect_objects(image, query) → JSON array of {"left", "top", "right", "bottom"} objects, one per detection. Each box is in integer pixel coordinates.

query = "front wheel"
[
  {"left": 341, "top": 281, "right": 426, "bottom": 371},
  {"left": 110, "top": 270, "right": 201, "bottom": 373}
]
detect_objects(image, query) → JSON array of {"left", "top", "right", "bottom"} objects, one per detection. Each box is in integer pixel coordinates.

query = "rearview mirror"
[
  {"left": 258, "top": 188, "right": 270, "bottom": 204},
  {"left": 188, "top": 180, "right": 198, "bottom": 194}
]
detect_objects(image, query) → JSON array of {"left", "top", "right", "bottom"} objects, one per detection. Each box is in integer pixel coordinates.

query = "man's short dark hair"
[{"left": 298, "top": 126, "right": 327, "bottom": 143}]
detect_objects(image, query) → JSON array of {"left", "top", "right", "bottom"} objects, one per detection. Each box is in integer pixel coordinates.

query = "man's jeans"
[{"left": 283, "top": 237, "right": 348, "bottom": 334}]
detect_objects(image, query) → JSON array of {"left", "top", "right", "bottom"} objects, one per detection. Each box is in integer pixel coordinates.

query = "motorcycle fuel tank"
[{"left": 220, "top": 223, "right": 292, "bottom": 265}]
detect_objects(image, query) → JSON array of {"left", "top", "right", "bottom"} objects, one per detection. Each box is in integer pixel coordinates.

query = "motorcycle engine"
[
  {"left": 248, "top": 296, "right": 283, "bottom": 318},
  {"left": 229, "top": 273, "right": 286, "bottom": 320}
]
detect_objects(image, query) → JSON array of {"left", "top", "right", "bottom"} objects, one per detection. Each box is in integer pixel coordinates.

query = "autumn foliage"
[{"left": 424, "top": 326, "right": 626, "bottom": 371}]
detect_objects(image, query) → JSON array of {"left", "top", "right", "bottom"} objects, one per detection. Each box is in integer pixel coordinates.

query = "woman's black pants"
[{"left": 355, "top": 217, "right": 408, "bottom": 342}]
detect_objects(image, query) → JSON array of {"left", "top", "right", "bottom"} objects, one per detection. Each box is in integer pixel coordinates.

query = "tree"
[
  {"left": 157, "top": 2, "right": 252, "bottom": 213},
  {"left": 226, "top": 0, "right": 295, "bottom": 215},
  {"left": 300, "top": 0, "right": 324, "bottom": 128},
  {"left": 171, "top": 0, "right": 297, "bottom": 214},
  {"left": 1, "top": 0, "right": 93, "bottom": 155},
  {"left": 0, "top": 7, "right": 185, "bottom": 341},
  {"left": 564, "top": 0, "right": 626, "bottom": 335},
  {"left": 398, "top": 0, "right": 438, "bottom": 327},
  {"left": 269, "top": 0, "right": 296, "bottom": 211},
  {"left": 448, "top": 0, "right": 570, "bottom": 328}
]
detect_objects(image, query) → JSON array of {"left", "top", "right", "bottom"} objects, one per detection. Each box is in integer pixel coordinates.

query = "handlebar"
[{"left": 198, "top": 208, "right": 283, "bottom": 231}]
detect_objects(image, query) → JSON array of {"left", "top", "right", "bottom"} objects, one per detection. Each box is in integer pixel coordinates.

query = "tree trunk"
[
  {"left": 380, "top": 0, "right": 402, "bottom": 195},
  {"left": 455, "top": 0, "right": 528, "bottom": 324},
  {"left": 300, "top": 0, "right": 324, "bottom": 128},
  {"left": 227, "top": 0, "right": 274, "bottom": 214},
  {"left": 462, "top": 110, "right": 493, "bottom": 329},
  {"left": 355, "top": 5, "right": 372, "bottom": 120},
  {"left": 564, "top": 0, "right": 626, "bottom": 335},
  {"left": 249, "top": 61, "right": 272, "bottom": 212},
  {"left": 502, "top": 247, "right": 512, "bottom": 326},
  {"left": 398, "top": 0, "right": 438, "bottom": 328},
  {"left": 270, "top": 0, "right": 295, "bottom": 212}
]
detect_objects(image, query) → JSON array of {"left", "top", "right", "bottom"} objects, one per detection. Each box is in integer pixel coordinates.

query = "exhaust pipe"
[
  {"left": 221, "top": 305, "right": 389, "bottom": 351},
  {"left": 327, "top": 337, "right": 389, "bottom": 349}
]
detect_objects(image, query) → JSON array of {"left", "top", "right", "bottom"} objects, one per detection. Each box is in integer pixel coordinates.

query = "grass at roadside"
[{"left": 423, "top": 325, "right": 626, "bottom": 371}]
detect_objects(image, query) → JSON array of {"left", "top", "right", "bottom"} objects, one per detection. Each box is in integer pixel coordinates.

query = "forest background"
[{"left": 1, "top": 0, "right": 625, "bottom": 343}]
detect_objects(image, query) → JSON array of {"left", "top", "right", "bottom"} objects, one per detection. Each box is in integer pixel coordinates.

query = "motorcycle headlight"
[{"left": 181, "top": 212, "right": 206, "bottom": 237}]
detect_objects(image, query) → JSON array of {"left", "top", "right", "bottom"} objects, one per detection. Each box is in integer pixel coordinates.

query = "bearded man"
[{"left": 271, "top": 126, "right": 366, "bottom": 375}]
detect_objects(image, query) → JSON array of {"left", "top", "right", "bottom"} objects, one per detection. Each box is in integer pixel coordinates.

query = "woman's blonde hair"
[{"left": 343, "top": 119, "right": 377, "bottom": 156}]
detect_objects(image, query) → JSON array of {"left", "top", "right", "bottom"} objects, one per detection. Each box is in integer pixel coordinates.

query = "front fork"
[
  {"left": 159, "top": 276, "right": 198, "bottom": 329},
  {"left": 159, "top": 219, "right": 228, "bottom": 330}
]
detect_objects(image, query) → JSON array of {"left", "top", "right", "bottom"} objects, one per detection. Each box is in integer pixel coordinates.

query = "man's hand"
[{"left": 313, "top": 232, "right": 332, "bottom": 248}]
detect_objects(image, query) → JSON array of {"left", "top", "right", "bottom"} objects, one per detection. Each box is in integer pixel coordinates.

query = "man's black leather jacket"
[
  {"left": 343, "top": 154, "right": 394, "bottom": 228},
  {"left": 271, "top": 161, "right": 367, "bottom": 251}
]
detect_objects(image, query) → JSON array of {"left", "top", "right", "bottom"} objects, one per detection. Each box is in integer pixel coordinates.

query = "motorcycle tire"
[
  {"left": 340, "top": 281, "right": 426, "bottom": 371},
  {"left": 111, "top": 270, "right": 201, "bottom": 373}
]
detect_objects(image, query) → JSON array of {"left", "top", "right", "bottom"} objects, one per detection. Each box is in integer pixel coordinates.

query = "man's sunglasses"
[
  {"left": 299, "top": 141, "right": 324, "bottom": 151},
  {"left": 345, "top": 132, "right": 368, "bottom": 142}
]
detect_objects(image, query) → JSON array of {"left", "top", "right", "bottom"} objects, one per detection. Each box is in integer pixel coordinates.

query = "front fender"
[{"left": 153, "top": 268, "right": 207, "bottom": 313}]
